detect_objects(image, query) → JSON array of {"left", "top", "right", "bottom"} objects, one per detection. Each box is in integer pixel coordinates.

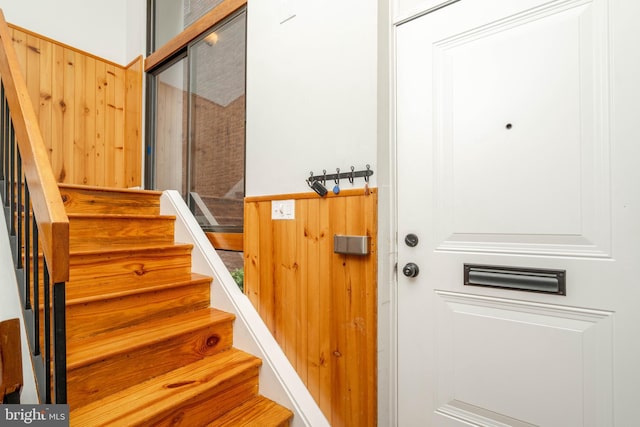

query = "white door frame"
[
  {"left": 380, "top": 3, "right": 466, "bottom": 425},
  {"left": 376, "top": 0, "right": 399, "bottom": 424}
]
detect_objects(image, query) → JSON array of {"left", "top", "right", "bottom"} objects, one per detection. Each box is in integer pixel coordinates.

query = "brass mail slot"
[{"left": 464, "top": 264, "right": 566, "bottom": 295}]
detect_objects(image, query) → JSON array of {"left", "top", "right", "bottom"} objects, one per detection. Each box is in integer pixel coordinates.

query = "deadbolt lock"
[{"left": 404, "top": 233, "right": 419, "bottom": 247}]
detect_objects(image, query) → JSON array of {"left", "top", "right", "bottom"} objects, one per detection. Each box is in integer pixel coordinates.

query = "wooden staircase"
[{"left": 54, "top": 184, "right": 292, "bottom": 426}]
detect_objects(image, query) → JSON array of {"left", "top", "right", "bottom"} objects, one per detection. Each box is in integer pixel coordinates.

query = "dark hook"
[
  {"left": 349, "top": 166, "right": 355, "bottom": 184},
  {"left": 335, "top": 168, "right": 340, "bottom": 184},
  {"left": 365, "top": 164, "right": 370, "bottom": 182}
]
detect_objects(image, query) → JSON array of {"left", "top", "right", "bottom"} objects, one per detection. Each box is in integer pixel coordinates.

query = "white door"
[{"left": 395, "top": 0, "right": 640, "bottom": 426}]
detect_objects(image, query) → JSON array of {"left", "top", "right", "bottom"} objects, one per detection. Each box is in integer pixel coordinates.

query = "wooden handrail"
[
  {"left": 0, "top": 9, "right": 69, "bottom": 282},
  {"left": 206, "top": 232, "right": 244, "bottom": 251}
]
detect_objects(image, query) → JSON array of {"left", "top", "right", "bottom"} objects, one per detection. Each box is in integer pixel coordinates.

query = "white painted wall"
[
  {"left": 0, "top": 0, "right": 145, "bottom": 65},
  {"left": 245, "top": 0, "right": 379, "bottom": 196},
  {"left": 126, "top": 0, "right": 148, "bottom": 63},
  {"left": 246, "top": 3, "right": 394, "bottom": 425}
]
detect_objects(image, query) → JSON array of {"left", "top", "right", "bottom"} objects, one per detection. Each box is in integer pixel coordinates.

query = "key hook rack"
[
  {"left": 306, "top": 165, "right": 373, "bottom": 197},
  {"left": 308, "top": 164, "right": 373, "bottom": 185}
]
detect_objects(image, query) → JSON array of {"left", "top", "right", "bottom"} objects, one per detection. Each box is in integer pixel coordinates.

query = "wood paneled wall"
[
  {"left": 124, "top": 56, "right": 143, "bottom": 188},
  {"left": 10, "top": 24, "right": 142, "bottom": 188},
  {"left": 245, "top": 189, "right": 377, "bottom": 427}
]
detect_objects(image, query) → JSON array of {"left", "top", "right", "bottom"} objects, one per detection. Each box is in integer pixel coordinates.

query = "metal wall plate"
[
  {"left": 464, "top": 264, "right": 566, "bottom": 295},
  {"left": 334, "top": 235, "right": 369, "bottom": 256}
]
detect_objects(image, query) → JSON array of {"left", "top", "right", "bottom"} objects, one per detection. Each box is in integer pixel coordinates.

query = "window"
[
  {"left": 188, "top": 17, "right": 246, "bottom": 230},
  {"left": 149, "top": 0, "right": 227, "bottom": 54},
  {"left": 146, "top": 1, "right": 246, "bottom": 274},
  {"left": 151, "top": 56, "right": 189, "bottom": 197}
]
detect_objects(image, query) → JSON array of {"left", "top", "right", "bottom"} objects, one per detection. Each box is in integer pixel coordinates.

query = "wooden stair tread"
[
  {"left": 67, "top": 308, "right": 235, "bottom": 367},
  {"left": 68, "top": 212, "right": 176, "bottom": 220},
  {"left": 66, "top": 272, "right": 211, "bottom": 304},
  {"left": 59, "top": 183, "right": 163, "bottom": 197},
  {"left": 59, "top": 183, "right": 162, "bottom": 214},
  {"left": 65, "top": 243, "right": 195, "bottom": 289},
  {"left": 64, "top": 271, "right": 211, "bottom": 341},
  {"left": 70, "top": 348, "right": 262, "bottom": 427},
  {"left": 68, "top": 241, "right": 193, "bottom": 255},
  {"left": 28, "top": 242, "right": 193, "bottom": 256},
  {"left": 207, "top": 396, "right": 294, "bottom": 427}
]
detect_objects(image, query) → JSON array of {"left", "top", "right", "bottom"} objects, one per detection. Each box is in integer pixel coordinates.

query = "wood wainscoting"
[
  {"left": 9, "top": 25, "right": 142, "bottom": 188},
  {"left": 0, "top": 318, "right": 22, "bottom": 403},
  {"left": 244, "top": 188, "right": 377, "bottom": 427}
]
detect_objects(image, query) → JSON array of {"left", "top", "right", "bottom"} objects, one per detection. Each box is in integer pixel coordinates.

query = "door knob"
[
  {"left": 404, "top": 233, "right": 419, "bottom": 247},
  {"left": 402, "top": 262, "right": 419, "bottom": 278}
]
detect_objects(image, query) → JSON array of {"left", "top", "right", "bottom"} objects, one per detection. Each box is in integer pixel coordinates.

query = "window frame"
[
  {"left": 145, "top": 0, "right": 247, "bottom": 72},
  {"left": 145, "top": 0, "right": 248, "bottom": 246}
]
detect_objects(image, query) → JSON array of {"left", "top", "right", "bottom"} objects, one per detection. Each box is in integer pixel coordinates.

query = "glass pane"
[
  {"left": 153, "top": 0, "right": 225, "bottom": 51},
  {"left": 188, "top": 12, "right": 246, "bottom": 230},
  {"left": 154, "top": 58, "right": 188, "bottom": 196}
]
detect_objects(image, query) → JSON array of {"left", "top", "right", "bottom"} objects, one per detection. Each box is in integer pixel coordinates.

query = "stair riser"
[
  {"left": 144, "top": 367, "right": 260, "bottom": 427},
  {"left": 67, "top": 320, "right": 234, "bottom": 409},
  {"left": 59, "top": 186, "right": 161, "bottom": 215},
  {"left": 69, "top": 216, "right": 175, "bottom": 246},
  {"left": 66, "top": 282, "right": 212, "bottom": 341},
  {"left": 68, "top": 247, "right": 193, "bottom": 287},
  {"left": 28, "top": 249, "right": 195, "bottom": 300},
  {"left": 208, "top": 396, "right": 294, "bottom": 427},
  {"left": 69, "top": 350, "right": 263, "bottom": 426}
]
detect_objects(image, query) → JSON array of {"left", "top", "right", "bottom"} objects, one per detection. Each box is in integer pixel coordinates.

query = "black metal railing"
[{"left": 0, "top": 78, "right": 67, "bottom": 404}]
